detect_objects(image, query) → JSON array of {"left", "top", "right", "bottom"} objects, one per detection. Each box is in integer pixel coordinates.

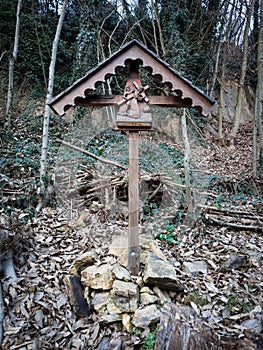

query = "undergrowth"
[{"left": 0, "top": 114, "right": 69, "bottom": 220}]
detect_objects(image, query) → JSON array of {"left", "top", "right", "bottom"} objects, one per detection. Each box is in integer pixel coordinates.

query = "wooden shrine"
[{"left": 49, "top": 39, "right": 215, "bottom": 275}]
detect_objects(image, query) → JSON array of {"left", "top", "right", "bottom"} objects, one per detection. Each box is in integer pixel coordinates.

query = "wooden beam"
[
  {"left": 149, "top": 95, "right": 192, "bottom": 107},
  {"left": 128, "top": 131, "right": 140, "bottom": 275},
  {"left": 74, "top": 95, "right": 122, "bottom": 106},
  {"left": 74, "top": 95, "right": 193, "bottom": 108}
]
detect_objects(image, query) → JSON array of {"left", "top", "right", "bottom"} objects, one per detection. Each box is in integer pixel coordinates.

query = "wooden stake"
[{"left": 128, "top": 131, "right": 140, "bottom": 275}]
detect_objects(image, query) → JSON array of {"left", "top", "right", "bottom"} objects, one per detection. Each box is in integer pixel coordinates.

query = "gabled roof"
[{"left": 49, "top": 39, "right": 215, "bottom": 116}]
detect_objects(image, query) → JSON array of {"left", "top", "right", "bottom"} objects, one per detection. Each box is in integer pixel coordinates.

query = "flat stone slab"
[{"left": 143, "top": 253, "right": 181, "bottom": 291}]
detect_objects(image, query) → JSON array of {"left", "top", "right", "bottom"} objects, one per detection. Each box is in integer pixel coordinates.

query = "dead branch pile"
[{"left": 201, "top": 205, "right": 263, "bottom": 232}]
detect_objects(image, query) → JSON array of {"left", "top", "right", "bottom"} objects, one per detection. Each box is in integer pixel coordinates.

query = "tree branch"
[{"left": 56, "top": 139, "right": 127, "bottom": 170}]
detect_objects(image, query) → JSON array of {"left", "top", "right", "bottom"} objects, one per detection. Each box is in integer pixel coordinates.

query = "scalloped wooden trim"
[{"left": 49, "top": 40, "right": 214, "bottom": 116}]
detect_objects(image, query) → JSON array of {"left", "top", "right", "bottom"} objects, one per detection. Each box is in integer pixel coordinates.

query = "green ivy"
[{"left": 155, "top": 224, "right": 181, "bottom": 244}]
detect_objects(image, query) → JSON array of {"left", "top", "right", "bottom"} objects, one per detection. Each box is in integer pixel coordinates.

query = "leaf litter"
[{"left": 1, "top": 124, "right": 263, "bottom": 349}]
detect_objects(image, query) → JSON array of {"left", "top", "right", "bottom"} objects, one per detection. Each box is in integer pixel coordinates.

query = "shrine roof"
[{"left": 49, "top": 39, "right": 215, "bottom": 116}]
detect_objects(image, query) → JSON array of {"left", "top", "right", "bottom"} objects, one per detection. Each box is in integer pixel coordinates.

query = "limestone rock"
[
  {"left": 109, "top": 235, "right": 128, "bottom": 266},
  {"left": 140, "top": 286, "right": 154, "bottom": 294},
  {"left": 69, "top": 266, "right": 78, "bottom": 275},
  {"left": 241, "top": 315, "right": 263, "bottom": 334},
  {"left": 153, "top": 286, "right": 171, "bottom": 304},
  {"left": 108, "top": 338, "right": 122, "bottom": 350},
  {"left": 109, "top": 234, "right": 167, "bottom": 266},
  {"left": 71, "top": 249, "right": 98, "bottom": 273},
  {"left": 133, "top": 305, "right": 161, "bottom": 328},
  {"left": 223, "top": 254, "right": 247, "bottom": 270},
  {"left": 111, "top": 280, "right": 139, "bottom": 313},
  {"left": 140, "top": 235, "right": 167, "bottom": 263},
  {"left": 81, "top": 263, "right": 114, "bottom": 290},
  {"left": 247, "top": 250, "right": 262, "bottom": 266},
  {"left": 100, "top": 314, "right": 122, "bottom": 323},
  {"left": 112, "top": 264, "right": 131, "bottom": 281},
  {"left": 91, "top": 291, "right": 110, "bottom": 315},
  {"left": 182, "top": 261, "right": 207, "bottom": 276},
  {"left": 140, "top": 292, "right": 158, "bottom": 305},
  {"left": 84, "top": 287, "right": 89, "bottom": 299},
  {"left": 143, "top": 253, "right": 181, "bottom": 291},
  {"left": 122, "top": 313, "right": 133, "bottom": 333},
  {"left": 75, "top": 211, "right": 90, "bottom": 227},
  {"left": 107, "top": 299, "right": 123, "bottom": 314}
]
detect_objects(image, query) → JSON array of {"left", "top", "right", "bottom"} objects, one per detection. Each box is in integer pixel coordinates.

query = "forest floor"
[{"left": 1, "top": 116, "right": 263, "bottom": 349}]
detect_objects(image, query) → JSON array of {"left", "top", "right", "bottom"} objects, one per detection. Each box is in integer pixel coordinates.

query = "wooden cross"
[
  {"left": 49, "top": 40, "right": 215, "bottom": 277},
  {"left": 115, "top": 61, "right": 151, "bottom": 275}
]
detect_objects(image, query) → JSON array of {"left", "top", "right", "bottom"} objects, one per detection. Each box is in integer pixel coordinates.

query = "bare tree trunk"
[
  {"left": 6, "top": 0, "right": 22, "bottom": 134},
  {"left": 181, "top": 110, "right": 195, "bottom": 225},
  {"left": 209, "top": 1, "right": 229, "bottom": 97},
  {"left": 229, "top": 0, "right": 255, "bottom": 146},
  {"left": 209, "top": 41, "right": 221, "bottom": 97},
  {"left": 218, "top": 1, "right": 232, "bottom": 146},
  {"left": 253, "top": 0, "right": 263, "bottom": 176},
  {"left": 150, "top": 1, "right": 159, "bottom": 56},
  {"left": 218, "top": 49, "right": 226, "bottom": 145},
  {"left": 182, "top": 110, "right": 191, "bottom": 206},
  {"left": 151, "top": 0, "right": 165, "bottom": 56},
  {"left": 38, "top": 0, "right": 68, "bottom": 211}
]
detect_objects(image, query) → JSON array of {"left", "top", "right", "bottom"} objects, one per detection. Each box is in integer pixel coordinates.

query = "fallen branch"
[
  {"left": 147, "top": 182, "right": 162, "bottom": 202},
  {"left": 57, "top": 139, "right": 127, "bottom": 170},
  {"left": 199, "top": 204, "right": 263, "bottom": 220},
  {"left": 204, "top": 215, "right": 263, "bottom": 232}
]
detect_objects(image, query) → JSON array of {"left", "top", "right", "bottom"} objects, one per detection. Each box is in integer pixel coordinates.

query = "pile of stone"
[{"left": 69, "top": 234, "right": 183, "bottom": 330}]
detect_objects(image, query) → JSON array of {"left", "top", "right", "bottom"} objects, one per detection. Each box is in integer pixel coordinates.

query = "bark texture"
[
  {"left": 6, "top": 0, "right": 22, "bottom": 133},
  {"left": 38, "top": 0, "right": 68, "bottom": 211}
]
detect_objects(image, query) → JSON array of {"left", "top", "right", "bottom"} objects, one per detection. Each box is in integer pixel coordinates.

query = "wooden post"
[{"left": 128, "top": 131, "right": 140, "bottom": 275}]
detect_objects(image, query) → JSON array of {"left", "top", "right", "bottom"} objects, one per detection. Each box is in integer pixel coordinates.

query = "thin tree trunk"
[
  {"left": 38, "top": 0, "right": 68, "bottom": 211},
  {"left": 6, "top": 0, "right": 22, "bottom": 134},
  {"left": 181, "top": 110, "right": 195, "bottom": 225},
  {"left": 218, "top": 1, "right": 232, "bottom": 146},
  {"left": 33, "top": 1, "right": 47, "bottom": 90},
  {"left": 218, "top": 44, "right": 226, "bottom": 145},
  {"left": 209, "top": 1, "right": 228, "bottom": 97},
  {"left": 0, "top": 51, "right": 7, "bottom": 63},
  {"left": 229, "top": 0, "right": 255, "bottom": 146},
  {"left": 209, "top": 41, "right": 221, "bottom": 97},
  {"left": 151, "top": 0, "right": 165, "bottom": 55},
  {"left": 253, "top": 0, "right": 263, "bottom": 176},
  {"left": 182, "top": 110, "right": 191, "bottom": 206},
  {"left": 150, "top": 1, "right": 159, "bottom": 56}
]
